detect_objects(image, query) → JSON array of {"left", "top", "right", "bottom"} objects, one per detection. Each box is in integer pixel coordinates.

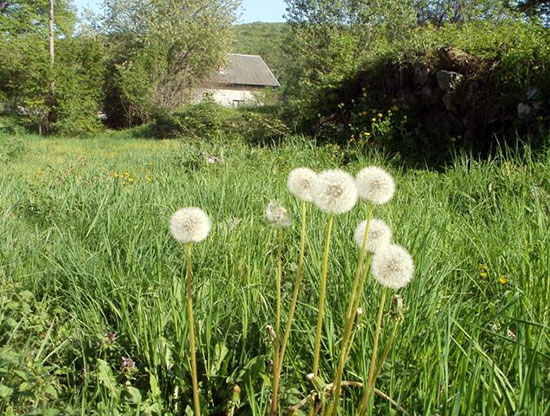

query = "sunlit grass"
[{"left": 1, "top": 132, "right": 549, "bottom": 414}]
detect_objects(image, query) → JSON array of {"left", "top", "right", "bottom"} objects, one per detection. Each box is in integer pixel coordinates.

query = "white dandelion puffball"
[
  {"left": 353, "top": 218, "right": 392, "bottom": 253},
  {"left": 371, "top": 244, "right": 414, "bottom": 289},
  {"left": 287, "top": 168, "right": 317, "bottom": 202},
  {"left": 355, "top": 166, "right": 395, "bottom": 205},
  {"left": 169, "top": 207, "right": 211, "bottom": 243},
  {"left": 310, "top": 169, "right": 358, "bottom": 214},
  {"left": 265, "top": 201, "right": 292, "bottom": 227}
]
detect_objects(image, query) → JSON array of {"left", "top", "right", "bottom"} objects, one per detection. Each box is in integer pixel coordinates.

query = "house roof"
[{"left": 209, "top": 54, "right": 280, "bottom": 87}]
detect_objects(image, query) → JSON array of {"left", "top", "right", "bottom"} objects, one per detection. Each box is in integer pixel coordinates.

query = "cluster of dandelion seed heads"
[
  {"left": 265, "top": 201, "right": 292, "bottom": 227},
  {"left": 169, "top": 207, "right": 211, "bottom": 243},
  {"left": 287, "top": 168, "right": 317, "bottom": 202},
  {"left": 353, "top": 218, "right": 392, "bottom": 253},
  {"left": 356, "top": 166, "right": 395, "bottom": 205},
  {"left": 311, "top": 169, "right": 358, "bottom": 214},
  {"left": 371, "top": 244, "right": 414, "bottom": 289}
]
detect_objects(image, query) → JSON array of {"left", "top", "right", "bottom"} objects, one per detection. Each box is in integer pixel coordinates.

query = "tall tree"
[{"left": 100, "top": 0, "right": 240, "bottom": 126}]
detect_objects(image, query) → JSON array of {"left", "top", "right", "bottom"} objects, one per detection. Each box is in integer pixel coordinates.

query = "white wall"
[{"left": 193, "top": 88, "right": 263, "bottom": 107}]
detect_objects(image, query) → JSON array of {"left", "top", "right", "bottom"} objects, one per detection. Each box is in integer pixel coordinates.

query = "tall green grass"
[{"left": 1, "top": 132, "right": 549, "bottom": 414}]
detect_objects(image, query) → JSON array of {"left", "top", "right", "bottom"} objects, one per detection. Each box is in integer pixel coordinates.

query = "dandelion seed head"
[
  {"left": 353, "top": 218, "right": 392, "bottom": 253},
  {"left": 265, "top": 201, "right": 291, "bottom": 227},
  {"left": 311, "top": 169, "right": 358, "bottom": 214},
  {"left": 355, "top": 166, "right": 395, "bottom": 205},
  {"left": 287, "top": 167, "right": 317, "bottom": 202},
  {"left": 169, "top": 207, "right": 211, "bottom": 243},
  {"left": 372, "top": 244, "right": 414, "bottom": 289}
]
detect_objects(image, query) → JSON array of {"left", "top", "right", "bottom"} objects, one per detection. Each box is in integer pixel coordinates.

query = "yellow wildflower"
[
  {"left": 371, "top": 118, "right": 377, "bottom": 122},
  {"left": 499, "top": 277, "right": 508, "bottom": 285},
  {"left": 480, "top": 272, "right": 488, "bottom": 279},
  {"left": 377, "top": 113, "right": 383, "bottom": 118}
]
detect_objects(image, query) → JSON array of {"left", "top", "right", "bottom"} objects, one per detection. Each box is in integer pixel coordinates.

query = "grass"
[{"left": 1, "top": 131, "right": 549, "bottom": 415}]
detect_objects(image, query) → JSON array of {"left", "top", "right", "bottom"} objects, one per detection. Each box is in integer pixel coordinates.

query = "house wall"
[{"left": 193, "top": 86, "right": 265, "bottom": 107}]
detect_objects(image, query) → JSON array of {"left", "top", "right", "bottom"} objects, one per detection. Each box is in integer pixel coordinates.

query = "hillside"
[{"left": 231, "top": 22, "right": 288, "bottom": 81}]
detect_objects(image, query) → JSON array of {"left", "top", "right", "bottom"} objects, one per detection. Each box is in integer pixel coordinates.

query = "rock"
[
  {"left": 517, "top": 103, "right": 531, "bottom": 118},
  {"left": 413, "top": 61, "right": 430, "bottom": 87},
  {"left": 442, "top": 92, "right": 458, "bottom": 112},
  {"left": 436, "top": 70, "right": 463, "bottom": 92}
]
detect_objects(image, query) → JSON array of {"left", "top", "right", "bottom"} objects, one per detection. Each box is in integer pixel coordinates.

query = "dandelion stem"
[
  {"left": 312, "top": 214, "right": 334, "bottom": 375},
  {"left": 185, "top": 243, "right": 201, "bottom": 416},
  {"left": 271, "top": 201, "right": 308, "bottom": 416},
  {"left": 344, "top": 251, "right": 374, "bottom": 363},
  {"left": 358, "top": 287, "right": 388, "bottom": 415},
  {"left": 271, "top": 227, "right": 285, "bottom": 415},
  {"left": 328, "top": 204, "right": 373, "bottom": 415}
]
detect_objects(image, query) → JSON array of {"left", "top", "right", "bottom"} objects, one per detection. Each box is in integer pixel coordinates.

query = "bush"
[
  {"left": 51, "top": 36, "right": 106, "bottom": 136},
  {"left": 236, "top": 111, "right": 291, "bottom": 146},
  {"left": 290, "top": 21, "right": 550, "bottom": 164},
  {"left": 150, "top": 101, "right": 228, "bottom": 139}
]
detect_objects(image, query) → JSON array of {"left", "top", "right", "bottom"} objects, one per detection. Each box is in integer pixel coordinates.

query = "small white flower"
[
  {"left": 287, "top": 168, "right": 317, "bottom": 202},
  {"left": 310, "top": 169, "right": 358, "bottom": 214},
  {"left": 353, "top": 218, "right": 392, "bottom": 253},
  {"left": 169, "top": 207, "right": 211, "bottom": 243},
  {"left": 355, "top": 166, "right": 395, "bottom": 205},
  {"left": 265, "top": 201, "right": 291, "bottom": 227},
  {"left": 371, "top": 244, "right": 414, "bottom": 289}
]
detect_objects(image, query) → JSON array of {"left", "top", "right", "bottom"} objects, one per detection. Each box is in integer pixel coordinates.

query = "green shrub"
[
  {"left": 51, "top": 36, "right": 106, "bottom": 136},
  {"left": 150, "top": 101, "right": 228, "bottom": 139},
  {"left": 290, "top": 20, "right": 550, "bottom": 164},
  {"left": 236, "top": 111, "right": 291, "bottom": 146}
]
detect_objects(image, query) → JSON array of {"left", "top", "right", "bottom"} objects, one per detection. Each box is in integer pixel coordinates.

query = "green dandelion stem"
[
  {"left": 372, "top": 318, "right": 400, "bottom": 386},
  {"left": 185, "top": 243, "right": 201, "bottom": 416},
  {"left": 329, "top": 204, "right": 373, "bottom": 415},
  {"left": 358, "top": 287, "right": 389, "bottom": 415},
  {"left": 312, "top": 213, "right": 334, "bottom": 376},
  {"left": 271, "top": 201, "right": 308, "bottom": 416},
  {"left": 344, "top": 252, "right": 374, "bottom": 363},
  {"left": 270, "top": 226, "right": 285, "bottom": 415}
]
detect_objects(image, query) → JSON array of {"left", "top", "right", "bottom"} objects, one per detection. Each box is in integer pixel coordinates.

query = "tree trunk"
[{"left": 49, "top": 0, "right": 55, "bottom": 96}]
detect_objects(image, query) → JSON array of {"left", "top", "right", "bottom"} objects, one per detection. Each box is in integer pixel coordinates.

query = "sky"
[{"left": 73, "top": 0, "right": 287, "bottom": 23}]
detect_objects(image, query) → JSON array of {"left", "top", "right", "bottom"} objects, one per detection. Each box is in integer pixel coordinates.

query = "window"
[{"left": 232, "top": 99, "right": 245, "bottom": 108}]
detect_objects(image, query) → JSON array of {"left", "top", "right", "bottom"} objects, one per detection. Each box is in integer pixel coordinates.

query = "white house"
[{"left": 196, "top": 54, "right": 280, "bottom": 107}]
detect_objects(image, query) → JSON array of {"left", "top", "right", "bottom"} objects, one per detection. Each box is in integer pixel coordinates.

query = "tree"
[
  {"left": 1, "top": 1, "right": 105, "bottom": 135},
  {"left": 282, "top": 0, "right": 417, "bottom": 127},
  {"left": 100, "top": 0, "right": 240, "bottom": 126}
]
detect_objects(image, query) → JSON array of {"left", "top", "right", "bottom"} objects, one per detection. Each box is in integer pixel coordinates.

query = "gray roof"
[{"left": 209, "top": 54, "right": 280, "bottom": 87}]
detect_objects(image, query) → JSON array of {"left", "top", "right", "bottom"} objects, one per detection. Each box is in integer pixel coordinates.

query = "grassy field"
[{"left": 1, "top": 132, "right": 549, "bottom": 415}]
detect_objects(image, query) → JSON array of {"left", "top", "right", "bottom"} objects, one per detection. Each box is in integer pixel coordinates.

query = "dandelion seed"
[
  {"left": 310, "top": 169, "right": 358, "bottom": 214},
  {"left": 287, "top": 168, "right": 317, "bottom": 202},
  {"left": 355, "top": 166, "right": 395, "bottom": 205},
  {"left": 371, "top": 244, "right": 414, "bottom": 289},
  {"left": 353, "top": 218, "right": 392, "bottom": 253},
  {"left": 169, "top": 207, "right": 211, "bottom": 243},
  {"left": 265, "top": 201, "right": 291, "bottom": 227}
]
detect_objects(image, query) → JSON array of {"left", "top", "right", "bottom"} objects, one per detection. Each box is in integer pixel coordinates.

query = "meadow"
[{"left": 1, "top": 131, "right": 549, "bottom": 415}]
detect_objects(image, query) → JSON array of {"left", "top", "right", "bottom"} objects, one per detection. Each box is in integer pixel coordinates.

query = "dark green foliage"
[
  {"left": 237, "top": 111, "right": 291, "bottom": 146},
  {"left": 150, "top": 101, "right": 228, "bottom": 139},
  {"left": 51, "top": 36, "right": 106, "bottom": 136},
  {"left": 283, "top": 19, "right": 550, "bottom": 164}
]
